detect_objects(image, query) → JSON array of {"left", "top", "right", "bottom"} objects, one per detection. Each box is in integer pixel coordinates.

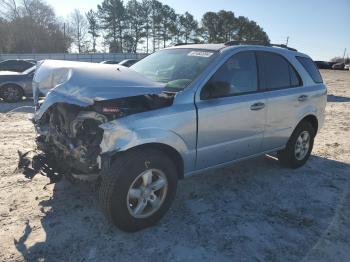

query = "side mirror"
[{"left": 201, "top": 81, "right": 230, "bottom": 100}]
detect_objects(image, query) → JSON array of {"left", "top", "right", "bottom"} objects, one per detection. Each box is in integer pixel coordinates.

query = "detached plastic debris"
[{"left": 16, "top": 150, "right": 63, "bottom": 184}]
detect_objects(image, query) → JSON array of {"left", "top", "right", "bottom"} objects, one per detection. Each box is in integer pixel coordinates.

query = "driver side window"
[{"left": 201, "top": 52, "right": 258, "bottom": 99}]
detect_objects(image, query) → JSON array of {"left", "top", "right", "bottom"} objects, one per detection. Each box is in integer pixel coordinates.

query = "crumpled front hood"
[{"left": 33, "top": 60, "right": 165, "bottom": 120}]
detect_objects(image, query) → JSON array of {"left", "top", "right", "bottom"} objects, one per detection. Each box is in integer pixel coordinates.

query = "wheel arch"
[
  {"left": 111, "top": 143, "right": 185, "bottom": 180},
  {"left": 0, "top": 82, "right": 25, "bottom": 89},
  {"left": 298, "top": 114, "right": 319, "bottom": 135},
  {"left": 0, "top": 82, "right": 25, "bottom": 96}
]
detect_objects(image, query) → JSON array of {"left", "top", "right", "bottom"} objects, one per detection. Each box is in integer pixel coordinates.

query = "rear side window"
[
  {"left": 296, "top": 56, "right": 323, "bottom": 83},
  {"left": 0, "top": 60, "right": 11, "bottom": 68},
  {"left": 18, "top": 61, "right": 32, "bottom": 71},
  {"left": 0, "top": 62, "right": 10, "bottom": 70},
  {"left": 1, "top": 60, "right": 12, "bottom": 65},
  {"left": 19, "top": 61, "right": 30, "bottom": 66},
  {"left": 289, "top": 65, "right": 301, "bottom": 86},
  {"left": 257, "top": 52, "right": 302, "bottom": 90}
]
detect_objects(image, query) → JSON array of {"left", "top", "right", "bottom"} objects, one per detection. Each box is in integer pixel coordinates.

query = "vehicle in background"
[
  {"left": 118, "top": 59, "right": 139, "bottom": 67},
  {"left": 314, "top": 61, "right": 332, "bottom": 69},
  {"left": 100, "top": 60, "right": 120, "bottom": 65},
  {"left": 0, "top": 59, "right": 36, "bottom": 72},
  {"left": 332, "top": 62, "right": 345, "bottom": 70},
  {"left": 344, "top": 64, "right": 350, "bottom": 70},
  {"left": 0, "top": 66, "right": 36, "bottom": 102},
  {"left": 328, "top": 62, "right": 337, "bottom": 68},
  {"left": 33, "top": 42, "right": 326, "bottom": 232}
]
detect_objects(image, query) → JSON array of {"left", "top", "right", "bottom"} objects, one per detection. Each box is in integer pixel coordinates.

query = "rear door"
[
  {"left": 195, "top": 51, "right": 267, "bottom": 169},
  {"left": 256, "top": 51, "right": 306, "bottom": 150}
]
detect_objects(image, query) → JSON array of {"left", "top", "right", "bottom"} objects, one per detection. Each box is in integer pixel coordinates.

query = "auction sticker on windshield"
[{"left": 187, "top": 51, "right": 214, "bottom": 58}]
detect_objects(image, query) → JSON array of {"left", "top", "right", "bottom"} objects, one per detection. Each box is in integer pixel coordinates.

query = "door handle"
[
  {"left": 298, "top": 95, "right": 308, "bottom": 101},
  {"left": 250, "top": 102, "right": 265, "bottom": 111}
]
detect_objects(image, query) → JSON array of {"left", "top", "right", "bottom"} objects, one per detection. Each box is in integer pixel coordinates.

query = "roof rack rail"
[
  {"left": 269, "top": 44, "right": 297, "bottom": 51},
  {"left": 224, "top": 41, "right": 297, "bottom": 52},
  {"left": 224, "top": 40, "right": 268, "bottom": 46},
  {"left": 174, "top": 43, "right": 198, "bottom": 46}
]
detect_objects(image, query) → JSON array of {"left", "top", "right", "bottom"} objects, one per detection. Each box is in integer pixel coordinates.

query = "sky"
[{"left": 46, "top": 0, "right": 350, "bottom": 61}]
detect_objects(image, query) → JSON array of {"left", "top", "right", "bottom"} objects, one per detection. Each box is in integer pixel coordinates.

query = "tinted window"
[
  {"left": 0, "top": 60, "right": 33, "bottom": 71},
  {"left": 0, "top": 60, "right": 12, "bottom": 69},
  {"left": 289, "top": 65, "right": 301, "bottom": 86},
  {"left": 203, "top": 52, "right": 258, "bottom": 98},
  {"left": 258, "top": 52, "right": 301, "bottom": 90},
  {"left": 124, "top": 61, "right": 133, "bottom": 67},
  {"left": 19, "top": 61, "right": 29, "bottom": 66},
  {"left": 0, "top": 60, "right": 13, "bottom": 70},
  {"left": 296, "top": 56, "right": 323, "bottom": 83},
  {"left": 1, "top": 60, "right": 13, "bottom": 66}
]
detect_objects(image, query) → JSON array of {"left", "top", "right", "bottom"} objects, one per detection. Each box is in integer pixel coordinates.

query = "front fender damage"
[
  {"left": 32, "top": 60, "right": 176, "bottom": 178},
  {"left": 34, "top": 94, "right": 175, "bottom": 178},
  {"left": 33, "top": 60, "right": 178, "bottom": 179}
]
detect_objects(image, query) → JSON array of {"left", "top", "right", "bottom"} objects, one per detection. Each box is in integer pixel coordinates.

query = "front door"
[{"left": 195, "top": 51, "right": 266, "bottom": 170}]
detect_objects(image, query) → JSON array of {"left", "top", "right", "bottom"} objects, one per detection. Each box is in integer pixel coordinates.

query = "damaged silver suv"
[{"left": 33, "top": 42, "right": 326, "bottom": 232}]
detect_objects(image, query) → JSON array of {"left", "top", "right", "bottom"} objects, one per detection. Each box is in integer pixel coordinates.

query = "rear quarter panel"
[{"left": 290, "top": 53, "right": 327, "bottom": 132}]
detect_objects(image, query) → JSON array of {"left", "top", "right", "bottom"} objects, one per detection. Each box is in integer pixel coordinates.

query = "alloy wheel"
[
  {"left": 294, "top": 131, "right": 310, "bottom": 160},
  {"left": 127, "top": 168, "right": 168, "bottom": 219}
]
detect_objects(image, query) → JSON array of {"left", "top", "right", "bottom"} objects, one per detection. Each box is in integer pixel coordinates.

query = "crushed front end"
[
  {"left": 33, "top": 60, "right": 174, "bottom": 177},
  {"left": 35, "top": 103, "right": 107, "bottom": 174}
]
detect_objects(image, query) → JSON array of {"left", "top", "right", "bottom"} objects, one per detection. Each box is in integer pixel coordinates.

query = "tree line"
[
  {"left": 0, "top": 0, "right": 70, "bottom": 53},
  {"left": 331, "top": 56, "right": 349, "bottom": 64},
  {"left": 0, "top": 0, "right": 270, "bottom": 54}
]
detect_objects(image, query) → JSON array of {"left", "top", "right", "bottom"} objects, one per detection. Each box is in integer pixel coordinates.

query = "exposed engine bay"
[{"left": 35, "top": 93, "right": 174, "bottom": 175}]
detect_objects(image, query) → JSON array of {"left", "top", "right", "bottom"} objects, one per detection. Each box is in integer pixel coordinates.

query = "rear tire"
[
  {"left": 277, "top": 121, "right": 315, "bottom": 168},
  {"left": 99, "top": 149, "right": 178, "bottom": 232},
  {"left": 1, "top": 84, "right": 24, "bottom": 103}
]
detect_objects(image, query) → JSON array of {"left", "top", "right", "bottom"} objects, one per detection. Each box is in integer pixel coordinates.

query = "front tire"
[
  {"left": 1, "top": 84, "right": 24, "bottom": 103},
  {"left": 99, "top": 149, "right": 178, "bottom": 232},
  {"left": 277, "top": 121, "right": 315, "bottom": 168}
]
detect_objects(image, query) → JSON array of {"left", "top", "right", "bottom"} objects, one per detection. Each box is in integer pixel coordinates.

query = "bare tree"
[
  {"left": 0, "top": 18, "right": 10, "bottom": 52},
  {"left": 69, "top": 9, "right": 88, "bottom": 53},
  {"left": 0, "top": 0, "right": 69, "bottom": 53},
  {"left": 21, "top": 0, "right": 56, "bottom": 26},
  {"left": 0, "top": 0, "right": 19, "bottom": 19}
]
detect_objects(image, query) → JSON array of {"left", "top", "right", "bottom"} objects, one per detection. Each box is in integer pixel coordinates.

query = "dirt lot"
[{"left": 0, "top": 70, "right": 349, "bottom": 262}]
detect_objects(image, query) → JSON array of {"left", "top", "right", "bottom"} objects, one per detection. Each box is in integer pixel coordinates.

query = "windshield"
[
  {"left": 23, "top": 65, "right": 36, "bottom": 74},
  {"left": 131, "top": 49, "right": 217, "bottom": 90}
]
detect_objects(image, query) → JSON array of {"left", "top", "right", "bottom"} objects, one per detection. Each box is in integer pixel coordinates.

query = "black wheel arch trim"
[
  {"left": 100, "top": 143, "right": 185, "bottom": 180},
  {"left": 299, "top": 114, "right": 318, "bottom": 135}
]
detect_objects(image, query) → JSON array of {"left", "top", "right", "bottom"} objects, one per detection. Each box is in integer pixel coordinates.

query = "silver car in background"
[
  {"left": 0, "top": 66, "right": 36, "bottom": 102},
  {"left": 33, "top": 42, "right": 326, "bottom": 232}
]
